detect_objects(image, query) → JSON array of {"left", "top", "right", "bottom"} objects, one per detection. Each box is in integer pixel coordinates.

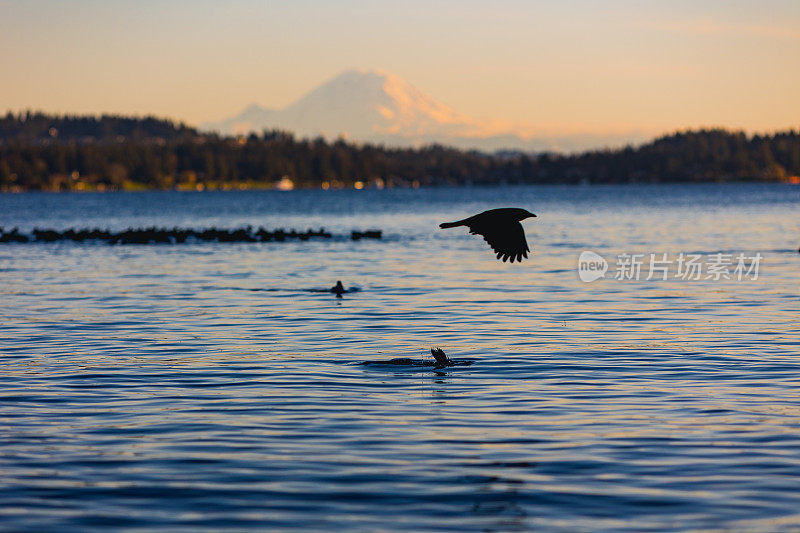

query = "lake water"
[{"left": 1, "top": 184, "right": 799, "bottom": 531}]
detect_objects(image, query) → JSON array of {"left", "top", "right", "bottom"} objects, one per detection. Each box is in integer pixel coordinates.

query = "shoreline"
[{"left": 2, "top": 178, "right": 798, "bottom": 194}]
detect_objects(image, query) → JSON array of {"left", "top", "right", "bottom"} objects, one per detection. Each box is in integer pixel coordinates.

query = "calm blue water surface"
[{"left": 1, "top": 184, "right": 799, "bottom": 531}]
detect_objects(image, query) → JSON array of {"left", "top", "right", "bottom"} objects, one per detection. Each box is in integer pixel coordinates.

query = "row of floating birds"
[{"left": 0, "top": 226, "right": 382, "bottom": 244}]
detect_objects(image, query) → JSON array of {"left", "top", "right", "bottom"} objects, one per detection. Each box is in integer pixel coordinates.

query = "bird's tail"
[{"left": 439, "top": 219, "right": 466, "bottom": 229}]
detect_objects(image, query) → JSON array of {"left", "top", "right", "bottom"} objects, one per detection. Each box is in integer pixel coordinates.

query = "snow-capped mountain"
[{"left": 201, "top": 69, "right": 646, "bottom": 153}]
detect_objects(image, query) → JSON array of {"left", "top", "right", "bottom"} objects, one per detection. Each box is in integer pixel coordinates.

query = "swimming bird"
[
  {"left": 439, "top": 208, "right": 536, "bottom": 262},
  {"left": 330, "top": 280, "right": 346, "bottom": 297}
]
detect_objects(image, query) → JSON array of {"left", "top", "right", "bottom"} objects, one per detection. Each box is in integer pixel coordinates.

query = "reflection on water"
[{"left": 1, "top": 184, "right": 799, "bottom": 531}]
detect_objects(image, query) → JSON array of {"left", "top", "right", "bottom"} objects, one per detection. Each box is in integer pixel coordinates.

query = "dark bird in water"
[
  {"left": 439, "top": 208, "right": 537, "bottom": 262},
  {"left": 360, "top": 348, "right": 471, "bottom": 368},
  {"left": 430, "top": 347, "right": 452, "bottom": 366},
  {"left": 330, "top": 280, "right": 346, "bottom": 297}
]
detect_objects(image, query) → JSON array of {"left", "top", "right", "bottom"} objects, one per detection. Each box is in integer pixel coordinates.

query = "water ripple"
[{"left": 1, "top": 185, "right": 799, "bottom": 531}]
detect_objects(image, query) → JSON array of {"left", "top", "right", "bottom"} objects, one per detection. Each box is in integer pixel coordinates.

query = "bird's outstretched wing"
[
  {"left": 470, "top": 221, "right": 529, "bottom": 263},
  {"left": 431, "top": 348, "right": 452, "bottom": 366}
]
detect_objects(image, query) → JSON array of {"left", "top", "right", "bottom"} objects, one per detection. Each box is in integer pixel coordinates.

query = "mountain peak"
[
  {"left": 200, "top": 69, "right": 649, "bottom": 152},
  {"left": 202, "top": 68, "right": 477, "bottom": 142},
  {"left": 281, "top": 68, "right": 469, "bottom": 137}
]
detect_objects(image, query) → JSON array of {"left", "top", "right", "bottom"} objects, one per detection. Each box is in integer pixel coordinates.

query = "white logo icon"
[{"left": 578, "top": 251, "right": 608, "bottom": 282}]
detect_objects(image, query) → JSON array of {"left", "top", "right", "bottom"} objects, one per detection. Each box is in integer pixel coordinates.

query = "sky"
[{"left": 1, "top": 0, "right": 799, "bottom": 140}]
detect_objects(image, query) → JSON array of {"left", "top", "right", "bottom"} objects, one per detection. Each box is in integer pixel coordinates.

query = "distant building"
[{"left": 275, "top": 177, "right": 294, "bottom": 191}]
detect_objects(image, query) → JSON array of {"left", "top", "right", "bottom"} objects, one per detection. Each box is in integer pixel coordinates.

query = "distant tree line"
[{"left": 1, "top": 111, "right": 798, "bottom": 192}]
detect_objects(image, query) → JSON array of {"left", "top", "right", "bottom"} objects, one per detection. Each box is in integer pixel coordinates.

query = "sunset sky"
[{"left": 2, "top": 0, "right": 798, "bottom": 140}]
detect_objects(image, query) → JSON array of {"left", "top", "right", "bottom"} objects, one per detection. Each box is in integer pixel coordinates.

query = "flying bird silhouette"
[{"left": 439, "top": 207, "right": 536, "bottom": 262}]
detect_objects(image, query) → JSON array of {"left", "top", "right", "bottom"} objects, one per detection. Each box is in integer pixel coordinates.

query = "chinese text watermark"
[{"left": 578, "top": 251, "right": 762, "bottom": 283}]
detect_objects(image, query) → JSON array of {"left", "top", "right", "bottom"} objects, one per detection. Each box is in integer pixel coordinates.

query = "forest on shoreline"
[{"left": 1, "top": 112, "right": 798, "bottom": 192}]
